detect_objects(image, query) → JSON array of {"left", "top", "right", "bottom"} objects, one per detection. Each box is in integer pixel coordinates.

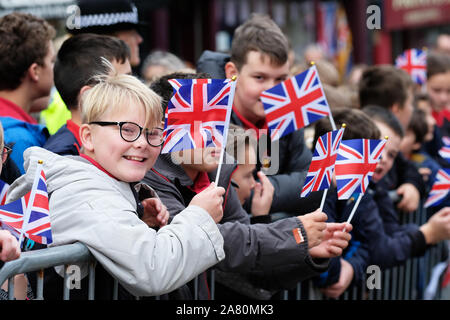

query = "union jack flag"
[
  {"left": 161, "top": 79, "right": 234, "bottom": 153},
  {"left": 301, "top": 128, "right": 345, "bottom": 197},
  {"left": 395, "top": 48, "right": 427, "bottom": 85},
  {"left": 335, "top": 138, "right": 386, "bottom": 200},
  {"left": 424, "top": 168, "right": 450, "bottom": 208},
  {"left": 260, "top": 65, "right": 331, "bottom": 141},
  {"left": 0, "top": 179, "right": 9, "bottom": 205},
  {"left": 0, "top": 164, "right": 52, "bottom": 245}
]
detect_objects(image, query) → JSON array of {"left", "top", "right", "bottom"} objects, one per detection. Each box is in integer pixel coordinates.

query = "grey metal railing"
[
  {"left": 0, "top": 242, "right": 96, "bottom": 300},
  {"left": 0, "top": 205, "right": 448, "bottom": 300}
]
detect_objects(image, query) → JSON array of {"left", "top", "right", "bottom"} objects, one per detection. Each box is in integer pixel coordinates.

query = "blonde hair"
[{"left": 81, "top": 63, "right": 162, "bottom": 129}]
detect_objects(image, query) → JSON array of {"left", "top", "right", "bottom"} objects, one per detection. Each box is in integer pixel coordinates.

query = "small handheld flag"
[
  {"left": 335, "top": 138, "right": 386, "bottom": 200},
  {"left": 424, "top": 168, "right": 450, "bottom": 208},
  {"left": 395, "top": 48, "right": 427, "bottom": 85},
  {"left": 161, "top": 78, "right": 234, "bottom": 154},
  {"left": 301, "top": 127, "right": 345, "bottom": 198},
  {"left": 261, "top": 65, "right": 332, "bottom": 141}
]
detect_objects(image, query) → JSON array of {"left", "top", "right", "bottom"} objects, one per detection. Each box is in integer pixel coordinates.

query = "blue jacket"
[{"left": 0, "top": 116, "right": 49, "bottom": 174}]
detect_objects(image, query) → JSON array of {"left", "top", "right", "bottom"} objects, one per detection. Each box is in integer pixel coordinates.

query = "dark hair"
[
  {"left": 54, "top": 33, "right": 130, "bottom": 109},
  {"left": 149, "top": 71, "right": 211, "bottom": 116},
  {"left": 427, "top": 50, "right": 450, "bottom": 79},
  {"left": 313, "top": 108, "right": 380, "bottom": 148},
  {"left": 230, "top": 13, "right": 289, "bottom": 70},
  {"left": 407, "top": 108, "right": 428, "bottom": 145},
  {"left": 359, "top": 65, "right": 412, "bottom": 110},
  {"left": 362, "top": 105, "right": 404, "bottom": 138},
  {"left": 0, "top": 13, "right": 55, "bottom": 90}
]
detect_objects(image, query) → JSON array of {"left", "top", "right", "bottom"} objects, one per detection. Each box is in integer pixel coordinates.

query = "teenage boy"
[
  {"left": 222, "top": 14, "right": 320, "bottom": 216},
  {"left": 359, "top": 65, "right": 426, "bottom": 213},
  {"left": 144, "top": 73, "right": 352, "bottom": 300},
  {"left": 0, "top": 13, "right": 56, "bottom": 174},
  {"left": 44, "top": 33, "right": 132, "bottom": 156}
]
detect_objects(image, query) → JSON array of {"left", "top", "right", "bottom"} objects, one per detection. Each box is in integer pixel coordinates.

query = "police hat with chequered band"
[{"left": 67, "top": 0, "right": 146, "bottom": 35}]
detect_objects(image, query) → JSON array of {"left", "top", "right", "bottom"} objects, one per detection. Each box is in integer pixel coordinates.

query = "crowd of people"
[{"left": 0, "top": 0, "right": 450, "bottom": 300}]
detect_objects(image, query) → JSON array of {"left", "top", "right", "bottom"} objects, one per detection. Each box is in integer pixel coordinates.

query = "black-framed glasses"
[
  {"left": 89, "top": 121, "right": 164, "bottom": 147},
  {"left": 1, "top": 145, "right": 12, "bottom": 164}
]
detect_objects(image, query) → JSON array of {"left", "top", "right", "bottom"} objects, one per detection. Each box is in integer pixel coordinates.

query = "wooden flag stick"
[{"left": 215, "top": 76, "right": 237, "bottom": 185}]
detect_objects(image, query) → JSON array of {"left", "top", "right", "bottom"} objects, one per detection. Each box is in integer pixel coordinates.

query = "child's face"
[
  {"left": 372, "top": 121, "right": 401, "bottom": 183},
  {"left": 399, "top": 129, "right": 418, "bottom": 158},
  {"left": 232, "top": 51, "right": 290, "bottom": 124},
  {"left": 427, "top": 71, "right": 450, "bottom": 112},
  {"left": 83, "top": 103, "right": 161, "bottom": 182},
  {"left": 231, "top": 146, "right": 257, "bottom": 205},
  {"left": 178, "top": 147, "right": 221, "bottom": 175}
]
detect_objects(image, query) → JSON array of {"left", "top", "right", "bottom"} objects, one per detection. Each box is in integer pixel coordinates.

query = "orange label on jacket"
[{"left": 292, "top": 228, "right": 304, "bottom": 244}]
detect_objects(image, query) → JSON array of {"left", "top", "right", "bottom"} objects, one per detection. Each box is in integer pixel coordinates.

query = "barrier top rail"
[{"left": 0, "top": 242, "right": 93, "bottom": 285}]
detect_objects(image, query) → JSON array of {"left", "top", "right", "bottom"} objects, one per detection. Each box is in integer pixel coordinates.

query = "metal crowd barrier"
[{"left": 0, "top": 205, "right": 448, "bottom": 300}]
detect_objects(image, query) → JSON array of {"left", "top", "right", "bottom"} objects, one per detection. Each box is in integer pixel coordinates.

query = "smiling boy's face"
[
  {"left": 372, "top": 121, "right": 401, "bottom": 183},
  {"left": 82, "top": 102, "right": 161, "bottom": 182}
]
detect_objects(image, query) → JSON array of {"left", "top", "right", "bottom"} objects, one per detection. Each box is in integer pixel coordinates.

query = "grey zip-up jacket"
[
  {"left": 143, "top": 153, "right": 329, "bottom": 290},
  {"left": 6, "top": 147, "right": 225, "bottom": 297}
]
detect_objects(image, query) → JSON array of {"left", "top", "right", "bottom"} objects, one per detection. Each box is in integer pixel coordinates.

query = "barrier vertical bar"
[
  {"left": 383, "top": 269, "right": 390, "bottom": 299},
  {"left": 63, "top": 265, "right": 70, "bottom": 300},
  {"left": 7, "top": 277, "right": 14, "bottom": 300},
  {"left": 210, "top": 270, "right": 215, "bottom": 300},
  {"left": 88, "top": 262, "right": 95, "bottom": 300},
  {"left": 296, "top": 282, "right": 301, "bottom": 300},
  {"left": 282, "top": 290, "right": 289, "bottom": 300},
  {"left": 398, "top": 265, "right": 404, "bottom": 299},
  {"left": 391, "top": 267, "right": 398, "bottom": 299},
  {"left": 36, "top": 269, "right": 44, "bottom": 300},
  {"left": 113, "top": 279, "right": 118, "bottom": 300},
  {"left": 194, "top": 276, "right": 198, "bottom": 300}
]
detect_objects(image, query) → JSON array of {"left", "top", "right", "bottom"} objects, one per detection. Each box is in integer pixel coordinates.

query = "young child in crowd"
[
  {"left": 144, "top": 72, "right": 352, "bottom": 300},
  {"left": 226, "top": 124, "right": 273, "bottom": 223},
  {"left": 312, "top": 107, "right": 450, "bottom": 299},
  {"left": 0, "top": 13, "right": 55, "bottom": 174},
  {"left": 426, "top": 51, "right": 450, "bottom": 138},
  {"left": 359, "top": 65, "right": 426, "bottom": 213},
  {"left": 44, "top": 33, "right": 132, "bottom": 156},
  {"left": 6, "top": 71, "right": 227, "bottom": 299}
]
